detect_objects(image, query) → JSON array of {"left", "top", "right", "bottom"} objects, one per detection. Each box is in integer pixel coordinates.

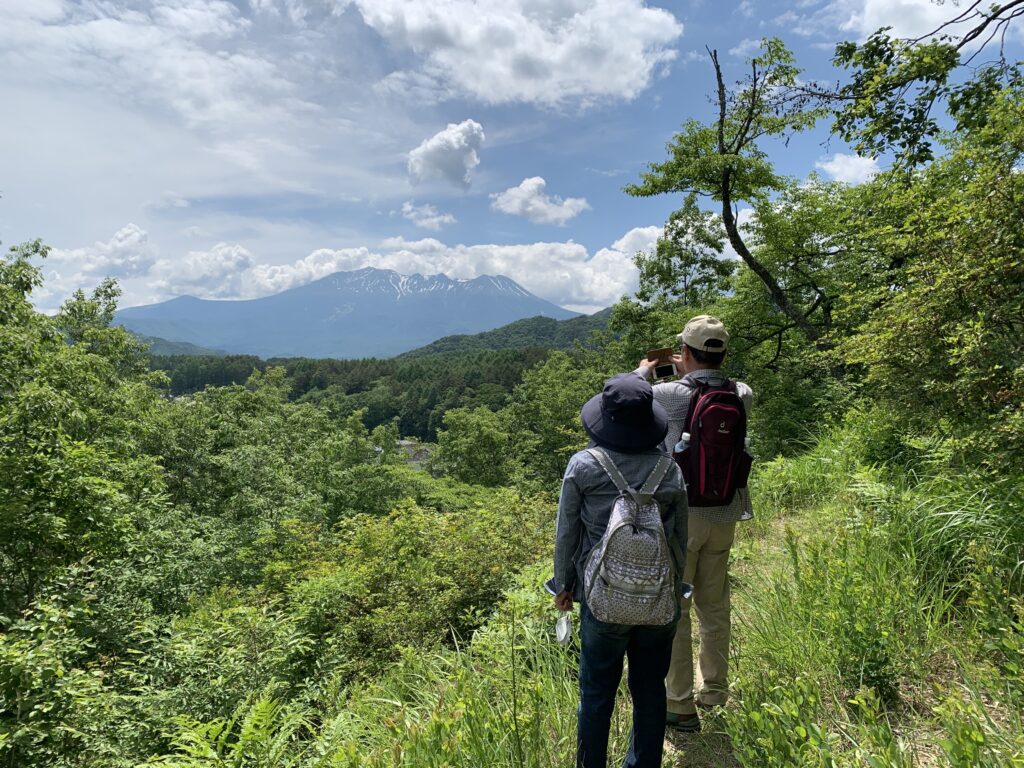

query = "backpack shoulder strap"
[
  {"left": 639, "top": 456, "right": 672, "bottom": 499},
  {"left": 680, "top": 373, "right": 704, "bottom": 391},
  {"left": 680, "top": 375, "right": 706, "bottom": 432},
  {"left": 683, "top": 373, "right": 732, "bottom": 392},
  {"left": 588, "top": 449, "right": 671, "bottom": 506},
  {"left": 586, "top": 448, "right": 630, "bottom": 493},
  {"left": 587, "top": 448, "right": 649, "bottom": 506}
]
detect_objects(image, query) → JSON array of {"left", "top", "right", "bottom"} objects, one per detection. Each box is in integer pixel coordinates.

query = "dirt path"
[{"left": 663, "top": 510, "right": 807, "bottom": 768}]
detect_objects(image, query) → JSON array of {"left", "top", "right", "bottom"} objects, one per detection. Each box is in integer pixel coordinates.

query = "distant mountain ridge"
[
  {"left": 115, "top": 267, "right": 576, "bottom": 359},
  {"left": 134, "top": 334, "right": 227, "bottom": 357},
  {"left": 400, "top": 308, "right": 612, "bottom": 358}
]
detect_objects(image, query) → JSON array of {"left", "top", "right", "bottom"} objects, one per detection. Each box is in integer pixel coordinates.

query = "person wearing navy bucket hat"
[
  {"left": 553, "top": 371, "right": 689, "bottom": 768},
  {"left": 579, "top": 372, "right": 671, "bottom": 452}
]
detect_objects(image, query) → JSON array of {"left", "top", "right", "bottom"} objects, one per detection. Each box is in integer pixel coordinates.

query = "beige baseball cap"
[{"left": 678, "top": 314, "right": 729, "bottom": 352}]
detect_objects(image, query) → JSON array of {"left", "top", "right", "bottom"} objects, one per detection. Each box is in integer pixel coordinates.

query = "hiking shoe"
[{"left": 665, "top": 712, "right": 700, "bottom": 733}]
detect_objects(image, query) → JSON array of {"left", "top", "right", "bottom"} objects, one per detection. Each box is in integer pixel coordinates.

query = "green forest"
[
  {"left": 147, "top": 310, "right": 612, "bottom": 442},
  {"left": 2, "top": 25, "right": 1023, "bottom": 768}
]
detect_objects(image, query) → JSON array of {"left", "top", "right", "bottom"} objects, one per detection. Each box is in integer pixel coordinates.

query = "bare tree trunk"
[{"left": 709, "top": 49, "right": 823, "bottom": 342}]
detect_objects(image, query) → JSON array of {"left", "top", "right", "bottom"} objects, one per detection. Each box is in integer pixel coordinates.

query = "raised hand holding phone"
[{"left": 646, "top": 347, "right": 677, "bottom": 380}]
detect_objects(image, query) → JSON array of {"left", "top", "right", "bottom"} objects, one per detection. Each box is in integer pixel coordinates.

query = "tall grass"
[{"left": 725, "top": 415, "right": 1024, "bottom": 767}]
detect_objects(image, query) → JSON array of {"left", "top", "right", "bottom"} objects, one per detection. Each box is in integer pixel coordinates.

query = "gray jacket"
[{"left": 554, "top": 446, "right": 688, "bottom": 601}]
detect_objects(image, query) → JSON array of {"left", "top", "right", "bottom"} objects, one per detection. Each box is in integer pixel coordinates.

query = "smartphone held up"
[{"left": 647, "top": 347, "right": 677, "bottom": 381}]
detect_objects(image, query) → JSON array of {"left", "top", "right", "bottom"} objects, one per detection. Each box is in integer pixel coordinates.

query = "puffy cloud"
[
  {"left": 347, "top": 0, "right": 683, "bottom": 106},
  {"left": 407, "top": 120, "right": 485, "bottom": 188},
  {"left": 245, "top": 226, "right": 659, "bottom": 312},
  {"left": 50, "top": 223, "right": 157, "bottom": 279},
  {"left": 248, "top": 247, "right": 373, "bottom": 295},
  {"left": 816, "top": 153, "right": 879, "bottom": 184},
  {"left": 39, "top": 223, "right": 158, "bottom": 308},
  {"left": 45, "top": 217, "right": 663, "bottom": 314},
  {"left": 609, "top": 225, "right": 661, "bottom": 257},
  {"left": 151, "top": 243, "right": 255, "bottom": 298},
  {"left": 400, "top": 201, "right": 458, "bottom": 230},
  {"left": 490, "top": 177, "right": 590, "bottom": 225}
]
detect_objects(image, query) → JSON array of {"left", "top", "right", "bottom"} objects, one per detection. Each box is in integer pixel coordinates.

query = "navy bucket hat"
[{"left": 580, "top": 373, "right": 668, "bottom": 452}]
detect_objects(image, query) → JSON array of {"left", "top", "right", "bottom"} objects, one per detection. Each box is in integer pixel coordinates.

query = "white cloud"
[
  {"left": 407, "top": 120, "right": 485, "bottom": 188},
  {"left": 816, "top": 153, "right": 879, "bottom": 184},
  {"left": 609, "top": 225, "right": 661, "bottom": 257},
  {"left": 345, "top": 0, "right": 684, "bottom": 106},
  {"left": 50, "top": 223, "right": 157, "bottom": 279},
  {"left": 0, "top": 1, "right": 306, "bottom": 133},
  {"left": 261, "top": 231, "right": 651, "bottom": 311},
  {"left": 786, "top": 0, "right": 1004, "bottom": 42},
  {"left": 152, "top": 1, "right": 247, "bottom": 37},
  {"left": 50, "top": 222, "right": 661, "bottom": 313},
  {"left": 0, "top": 0, "right": 416, "bottom": 240},
  {"left": 348, "top": 230, "right": 656, "bottom": 312},
  {"left": 151, "top": 243, "right": 255, "bottom": 298},
  {"left": 838, "top": 0, "right": 963, "bottom": 40},
  {"left": 400, "top": 201, "right": 457, "bottom": 230},
  {"left": 248, "top": 0, "right": 312, "bottom": 24},
  {"left": 735, "top": 1, "right": 755, "bottom": 18},
  {"left": 729, "top": 38, "right": 761, "bottom": 58},
  {"left": 247, "top": 247, "right": 373, "bottom": 295},
  {"left": 147, "top": 191, "right": 192, "bottom": 211},
  {"left": 247, "top": 236, "right": 636, "bottom": 312},
  {"left": 490, "top": 177, "right": 590, "bottom": 225},
  {"left": 0, "top": 0, "right": 66, "bottom": 22}
]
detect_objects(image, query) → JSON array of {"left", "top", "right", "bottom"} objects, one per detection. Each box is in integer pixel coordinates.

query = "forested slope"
[
  {"left": 149, "top": 348, "right": 553, "bottom": 441},
  {"left": 397, "top": 308, "right": 612, "bottom": 358},
  {"left": 148, "top": 308, "right": 613, "bottom": 442}
]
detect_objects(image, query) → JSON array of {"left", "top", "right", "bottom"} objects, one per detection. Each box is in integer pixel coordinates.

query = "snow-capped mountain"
[{"left": 114, "top": 268, "right": 577, "bottom": 358}]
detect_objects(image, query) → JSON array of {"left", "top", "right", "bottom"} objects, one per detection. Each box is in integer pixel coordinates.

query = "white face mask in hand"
[{"left": 556, "top": 613, "right": 573, "bottom": 646}]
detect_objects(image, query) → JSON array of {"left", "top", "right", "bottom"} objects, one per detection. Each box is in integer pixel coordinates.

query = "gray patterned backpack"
[{"left": 583, "top": 448, "right": 677, "bottom": 626}]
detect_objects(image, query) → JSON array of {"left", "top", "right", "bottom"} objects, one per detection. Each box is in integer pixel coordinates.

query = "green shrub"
[{"left": 726, "top": 675, "right": 836, "bottom": 767}]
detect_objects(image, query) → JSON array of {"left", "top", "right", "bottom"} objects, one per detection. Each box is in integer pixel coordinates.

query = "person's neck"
[{"left": 680, "top": 361, "right": 722, "bottom": 376}]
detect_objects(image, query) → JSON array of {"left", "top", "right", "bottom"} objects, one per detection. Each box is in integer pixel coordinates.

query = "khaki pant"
[{"left": 666, "top": 516, "right": 736, "bottom": 715}]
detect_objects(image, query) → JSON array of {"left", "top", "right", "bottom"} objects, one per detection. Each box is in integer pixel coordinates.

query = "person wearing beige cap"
[{"left": 636, "top": 313, "right": 754, "bottom": 733}]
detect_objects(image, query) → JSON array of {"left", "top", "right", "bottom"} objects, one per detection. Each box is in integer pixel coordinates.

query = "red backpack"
[{"left": 673, "top": 376, "right": 752, "bottom": 507}]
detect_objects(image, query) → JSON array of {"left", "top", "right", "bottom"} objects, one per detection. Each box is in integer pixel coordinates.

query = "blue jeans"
[{"left": 577, "top": 602, "right": 677, "bottom": 768}]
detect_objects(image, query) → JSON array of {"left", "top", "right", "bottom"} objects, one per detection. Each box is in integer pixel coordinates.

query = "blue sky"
[{"left": 2, "top": 0, "right": 1018, "bottom": 313}]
